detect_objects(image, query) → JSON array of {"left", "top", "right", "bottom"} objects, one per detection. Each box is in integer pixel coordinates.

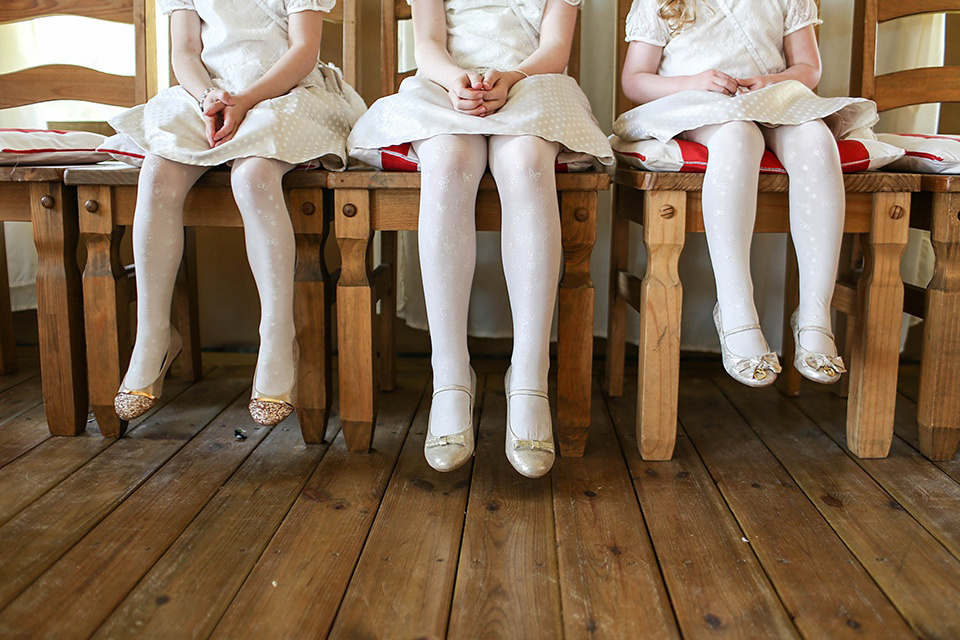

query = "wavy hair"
[{"left": 658, "top": 0, "right": 697, "bottom": 35}]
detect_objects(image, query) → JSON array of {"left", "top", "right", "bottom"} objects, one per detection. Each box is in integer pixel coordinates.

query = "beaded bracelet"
[{"left": 197, "top": 86, "right": 217, "bottom": 108}]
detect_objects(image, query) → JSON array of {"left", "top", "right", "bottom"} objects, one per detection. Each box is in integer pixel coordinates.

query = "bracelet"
[
  {"left": 197, "top": 86, "right": 217, "bottom": 108},
  {"left": 509, "top": 69, "right": 530, "bottom": 79}
]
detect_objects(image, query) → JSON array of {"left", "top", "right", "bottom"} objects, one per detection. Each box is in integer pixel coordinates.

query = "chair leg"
[
  {"left": 291, "top": 189, "right": 334, "bottom": 445},
  {"left": 378, "top": 230, "right": 397, "bottom": 393},
  {"left": 80, "top": 186, "right": 131, "bottom": 437},
  {"left": 173, "top": 227, "right": 202, "bottom": 382},
  {"left": 604, "top": 186, "right": 630, "bottom": 397},
  {"left": 557, "top": 190, "right": 597, "bottom": 458},
  {"left": 0, "top": 224, "right": 16, "bottom": 375},
  {"left": 31, "top": 183, "right": 88, "bottom": 435},
  {"left": 335, "top": 188, "right": 377, "bottom": 453},
  {"left": 637, "top": 191, "right": 686, "bottom": 461},
  {"left": 846, "top": 193, "right": 910, "bottom": 458},
  {"left": 778, "top": 234, "right": 802, "bottom": 396},
  {"left": 917, "top": 192, "right": 960, "bottom": 460},
  {"left": 832, "top": 234, "right": 861, "bottom": 399}
]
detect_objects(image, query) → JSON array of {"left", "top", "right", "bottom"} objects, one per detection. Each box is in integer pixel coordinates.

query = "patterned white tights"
[
  {"left": 413, "top": 134, "right": 561, "bottom": 440},
  {"left": 683, "top": 119, "right": 843, "bottom": 358}
]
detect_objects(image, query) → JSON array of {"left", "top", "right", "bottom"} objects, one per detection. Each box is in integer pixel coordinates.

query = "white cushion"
[
  {"left": 875, "top": 133, "right": 960, "bottom": 174},
  {"left": 0, "top": 128, "right": 110, "bottom": 165}
]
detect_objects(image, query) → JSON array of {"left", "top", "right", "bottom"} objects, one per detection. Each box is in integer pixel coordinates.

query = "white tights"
[
  {"left": 413, "top": 134, "right": 561, "bottom": 440},
  {"left": 124, "top": 154, "right": 297, "bottom": 397},
  {"left": 683, "top": 119, "right": 844, "bottom": 358}
]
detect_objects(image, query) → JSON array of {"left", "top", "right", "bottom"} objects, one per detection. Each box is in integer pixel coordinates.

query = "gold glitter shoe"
[
  {"left": 248, "top": 341, "right": 298, "bottom": 427},
  {"left": 504, "top": 367, "right": 555, "bottom": 479},
  {"left": 114, "top": 327, "right": 182, "bottom": 421},
  {"left": 791, "top": 309, "right": 846, "bottom": 384},
  {"left": 423, "top": 367, "right": 477, "bottom": 472},
  {"left": 713, "top": 303, "right": 781, "bottom": 388}
]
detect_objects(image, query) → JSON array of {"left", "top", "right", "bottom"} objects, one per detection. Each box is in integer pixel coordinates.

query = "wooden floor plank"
[
  {"left": 0, "top": 377, "right": 46, "bottom": 465},
  {"left": 792, "top": 385, "right": 960, "bottom": 561},
  {"left": 680, "top": 377, "right": 913, "bottom": 639},
  {"left": 0, "top": 386, "right": 270, "bottom": 638},
  {"left": 210, "top": 372, "right": 428, "bottom": 640},
  {"left": 329, "top": 376, "right": 483, "bottom": 640},
  {"left": 92, "top": 417, "right": 329, "bottom": 639},
  {"left": 0, "top": 378, "right": 192, "bottom": 527},
  {"left": 605, "top": 382, "right": 799, "bottom": 639},
  {"left": 447, "top": 371, "right": 563, "bottom": 640},
  {"left": 714, "top": 376, "right": 960, "bottom": 640},
  {"left": 891, "top": 393, "right": 960, "bottom": 484},
  {"left": 553, "top": 381, "right": 680, "bottom": 640},
  {"left": 0, "top": 376, "right": 248, "bottom": 611},
  {"left": 0, "top": 355, "right": 39, "bottom": 393}
]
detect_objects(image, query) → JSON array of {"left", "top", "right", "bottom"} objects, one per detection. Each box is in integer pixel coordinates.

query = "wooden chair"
[
  {"left": 849, "top": 0, "right": 960, "bottom": 460},
  {"left": 0, "top": 0, "right": 160, "bottom": 435},
  {"left": 329, "top": 0, "right": 610, "bottom": 456},
  {"left": 63, "top": 2, "right": 358, "bottom": 441},
  {"left": 604, "top": 0, "right": 920, "bottom": 460}
]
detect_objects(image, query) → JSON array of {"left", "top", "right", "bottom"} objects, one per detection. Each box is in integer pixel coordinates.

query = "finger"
[
  {"left": 219, "top": 91, "right": 235, "bottom": 106},
  {"left": 482, "top": 69, "right": 500, "bottom": 90},
  {"left": 204, "top": 117, "right": 217, "bottom": 147},
  {"left": 457, "top": 105, "right": 486, "bottom": 117},
  {"left": 214, "top": 115, "right": 236, "bottom": 142},
  {"left": 466, "top": 71, "right": 484, "bottom": 90},
  {"left": 482, "top": 98, "right": 504, "bottom": 111},
  {"left": 455, "top": 86, "right": 484, "bottom": 100},
  {"left": 203, "top": 100, "right": 225, "bottom": 116},
  {"left": 456, "top": 98, "right": 484, "bottom": 110}
]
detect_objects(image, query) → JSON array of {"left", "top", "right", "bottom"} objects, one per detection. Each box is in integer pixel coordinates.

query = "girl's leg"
[
  {"left": 412, "top": 134, "right": 487, "bottom": 437},
  {"left": 683, "top": 121, "right": 767, "bottom": 357},
  {"left": 230, "top": 157, "right": 298, "bottom": 396},
  {"left": 124, "top": 154, "right": 208, "bottom": 389},
  {"left": 763, "top": 120, "right": 845, "bottom": 355},
  {"left": 488, "top": 135, "right": 561, "bottom": 442}
]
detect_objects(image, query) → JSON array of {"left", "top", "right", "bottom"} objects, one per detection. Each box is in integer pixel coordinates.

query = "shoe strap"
[
  {"left": 433, "top": 383, "right": 471, "bottom": 399},
  {"left": 797, "top": 324, "right": 835, "bottom": 340},
  {"left": 722, "top": 322, "right": 762, "bottom": 339},
  {"left": 508, "top": 388, "right": 549, "bottom": 400}
]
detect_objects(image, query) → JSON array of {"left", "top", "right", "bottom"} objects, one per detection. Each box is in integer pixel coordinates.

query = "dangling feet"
[
  {"left": 713, "top": 303, "right": 781, "bottom": 387},
  {"left": 249, "top": 340, "right": 298, "bottom": 426},
  {"left": 504, "top": 367, "right": 555, "bottom": 478},
  {"left": 424, "top": 368, "right": 477, "bottom": 472},
  {"left": 115, "top": 327, "right": 182, "bottom": 420},
  {"left": 791, "top": 309, "right": 845, "bottom": 384}
]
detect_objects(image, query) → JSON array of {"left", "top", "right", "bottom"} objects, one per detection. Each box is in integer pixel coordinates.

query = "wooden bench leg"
[
  {"left": 604, "top": 186, "right": 630, "bottom": 397},
  {"left": 173, "top": 227, "right": 202, "bottom": 382},
  {"left": 291, "top": 189, "right": 333, "bottom": 444},
  {"left": 335, "top": 188, "right": 376, "bottom": 453},
  {"left": 832, "top": 234, "right": 860, "bottom": 399},
  {"left": 847, "top": 193, "right": 909, "bottom": 458},
  {"left": 0, "top": 224, "right": 16, "bottom": 375},
  {"left": 557, "top": 190, "right": 597, "bottom": 458},
  {"left": 80, "top": 187, "right": 130, "bottom": 438},
  {"left": 778, "top": 234, "right": 803, "bottom": 396},
  {"left": 917, "top": 192, "right": 960, "bottom": 460},
  {"left": 637, "top": 191, "right": 685, "bottom": 460},
  {"left": 378, "top": 230, "right": 397, "bottom": 393},
  {"left": 31, "top": 183, "right": 88, "bottom": 435}
]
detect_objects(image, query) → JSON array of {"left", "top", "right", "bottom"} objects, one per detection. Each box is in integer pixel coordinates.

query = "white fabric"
[
  {"left": 625, "top": 0, "right": 820, "bottom": 77},
  {"left": 111, "top": 0, "right": 366, "bottom": 169},
  {"left": 0, "top": 129, "right": 109, "bottom": 165},
  {"left": 97, "top": 133, "right": 147, "bottom": 167},
  {"left": 876, "top": 133, "right": 960, "bottom": 174}
]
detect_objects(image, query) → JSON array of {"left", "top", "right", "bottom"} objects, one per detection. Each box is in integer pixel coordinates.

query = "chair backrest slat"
[{"left": 0, "top": 0, "right": 135, "bottom": 24}]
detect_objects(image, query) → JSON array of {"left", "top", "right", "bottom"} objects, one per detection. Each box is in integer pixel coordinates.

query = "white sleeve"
[
  {"left": 625, "top": 0, "right": 669, "bottom": 46},
  {"left": 158, "top": 0, "right": 196, "bottom": 15},
  {"left": 784, "top": 0, "right": 822, "bottom": 36},
  {"left": 285, "top": 0, "right": 336, "bottom": 13}
]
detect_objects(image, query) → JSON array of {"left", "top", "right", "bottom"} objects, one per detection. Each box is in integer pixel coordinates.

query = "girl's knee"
[
  {"left": 490, "top": 136, "right": 557, "bottom": 177},
  {"left": 419, "top": 134, "right": 484, "bottom": 176},
  {"left": 709, "top": 121, "right": 764, "bottom": 151}
]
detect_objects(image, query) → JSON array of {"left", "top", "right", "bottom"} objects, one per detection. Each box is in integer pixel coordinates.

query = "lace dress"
[
  {"left": 613, "top": 0, "right": 878, "bottom": 143},
  {"left": 109, "top": 0, "right": 367, "bottom": 170}
]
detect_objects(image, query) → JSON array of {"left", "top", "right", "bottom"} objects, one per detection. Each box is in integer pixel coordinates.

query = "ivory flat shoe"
[
  {"left": 504, "top": 367, "right": 555, "bottom": 478},
  {"left": 791, "top": 310, "right": 846, "bottom": 384},
  {"left": 115, "top": 327, "right": 182, "bottom": 421},
  {"left": 249, "top": 341, "right": 298, "bottom": 426},
  {"left": 424, "top": 368, "right": 477, "bottom": 472},
  {"left": 713, "top": 303, "right": 781, "bottom": 388}
]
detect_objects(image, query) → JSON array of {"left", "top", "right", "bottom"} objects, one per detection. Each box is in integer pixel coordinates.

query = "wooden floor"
[{"left": 0, "top": 350, "right": 958, "bottom": 639}]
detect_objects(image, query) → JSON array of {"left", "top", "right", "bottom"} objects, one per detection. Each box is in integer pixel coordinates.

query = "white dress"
[
  {"left": 613, "top": 0, "right": 878, "bottom": 143},
  {"left": 347, "top": 0, "right": 614, "bottom": 170},
  {"left": 109, "top": 0, "right": 367, "bottom": 170}
]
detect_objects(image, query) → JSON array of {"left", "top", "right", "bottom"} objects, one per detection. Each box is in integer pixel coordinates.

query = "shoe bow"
[
  {"left": 512, "top": 439, "right": 555, "bottom": 453},
  {"left": 803, "top": 353, "right": 846, "bottom": 375},
  {"left": 735, "top": 353, "right": 782, "bottom": 380},
  {"left": 425, "top": 433, "right": 467, "bottom": 448}
]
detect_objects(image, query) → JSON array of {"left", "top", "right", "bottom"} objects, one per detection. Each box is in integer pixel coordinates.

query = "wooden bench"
[{"left": 330, "top": 0, "right": 610, "bottom": 456}]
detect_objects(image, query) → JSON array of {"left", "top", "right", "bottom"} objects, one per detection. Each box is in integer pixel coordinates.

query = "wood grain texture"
[
  {"left": 0, "top": 392, "right": 48, "bottom": 468},
  {"left": 553, "top": 381, "right": 679, "bottom": 640},
  {"left": 682, "top": 378, "right": 914, "bottom": 639},
  {"left": 891, "top": 382, "right": 960, "bottom": 485},
  {"left": 715, "top": 376, "right": 960, "bottom": 640},
  {"left": 614, "top": 168, "right": 918, "bottom": 194},
  {"left": 173, "top": 228, "right": 202, "bottom": 382},
  {"left": 447, "top": 376, "right": 563, "bottom": 640},
  {"left": 328, "top": 170, "right": 611, "bottom": 191},
  {"left": 777, "top": 235, "right": 803, "bottom": 396},
  {"left": 877, "top": 0, "right": 960, "bottom": 22},
  {"left": 557, "top": 190, "right": 596, "bottom": 457},
  {"left": 0, "top": 0, "right": 135, "bottom": 23},
  {"left": 604, "top": 185, "right": 639, "bottom": 398},
  {"left": 606, "top": 384, "right": 799, "bottom": 639},
  {"left": 378, "top": 230, "right": 397, "bottom": 393},
  {"left": 210, "top": 372, "right": 427, "bottom": 640},
  {"left": 330, "top": 375, "right": 482, "bottom": 639},
  {"left": 0, "top": 66, "right": 136, "bottom": 109},
  {"left": 0, "top": 225, "right": 15, "bottom": 374},
  {"left": 636, "top": 190, "right": 686, "bottom": 460},
  {"left": 873, "top": 67, "right": 960, "bottom": 112}
]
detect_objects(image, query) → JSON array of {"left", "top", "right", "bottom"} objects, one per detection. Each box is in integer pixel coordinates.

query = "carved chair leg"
[
  {"left": 604, "top": 185, "right": 631, "bottom": 398},
  {"left": 0, "top": 224, "right": 16, "bottom": 375},
  {"left": 173, "top": 227, "right": 202, "bottom": 382},
  {"left": 378, "top": 230, "right": 397, "bottom": 393},
  {"left": 778, "top": 234, "right": 802, "bottom": 396}
]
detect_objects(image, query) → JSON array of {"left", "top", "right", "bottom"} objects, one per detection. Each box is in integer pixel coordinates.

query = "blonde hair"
[{"left": 658, "top": 0, "right": 697, "bottom": 35}]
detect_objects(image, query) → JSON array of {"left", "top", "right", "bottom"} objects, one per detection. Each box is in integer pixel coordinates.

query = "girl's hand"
[
  {"left": 448, "top": 72, "right": 486, "bottom": 116},
  {"left": 211, "top": 92, "right": 253, "bottom": 147},
  {"left": 737, "top": 75, "right": 777, "bottom": 93},
  {"left": 688, "top": 69, "right": 738, "bottom": 95},
  {"left": 201, "top": 89, "right": 234, "bottom": 147},
  {"left": 479, "top": 69, "right": 524, "bottom": 115}
]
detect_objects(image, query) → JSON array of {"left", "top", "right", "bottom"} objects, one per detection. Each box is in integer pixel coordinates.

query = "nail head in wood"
[
  {"left": 40, "top": 195, "right": 55, "bottom": 209},
  {"left": 888, "top": 205, "right": 904, "bottom": 220},
  {"left": 659, "top": 205, "right": 675, "bottom": 219},
  {"left": 342, "top": 203, "right": 357, "bottom": 218},
  {"left": 84, "top": 199, "right": 99, "bottom": 213},
  {"left": 574, "top": 207, "right": 589, "bottom": 222},
  {"left": 300, "top": 202, "right": 316, "bottom": 216}
]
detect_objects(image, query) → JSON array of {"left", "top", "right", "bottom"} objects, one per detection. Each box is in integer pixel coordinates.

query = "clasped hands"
[
  {"left": 447, "top": 69, "right": 525, "bottom": 117},
  {"left": 691, "top": 69, "right": 778, "bottom": 95},
  {"left": 200, "top": 88, "right": 254, "bottom": 148}
]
